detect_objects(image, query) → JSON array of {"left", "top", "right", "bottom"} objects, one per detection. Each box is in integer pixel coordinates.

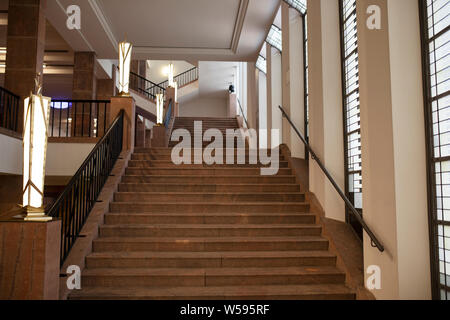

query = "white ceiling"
[{"left": 46, "top": 0, "right": 281, "bottom": 61}]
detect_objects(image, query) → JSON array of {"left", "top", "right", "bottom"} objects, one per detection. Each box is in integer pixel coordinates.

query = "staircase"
[{"left": 69, "top": 117, "right": 355, "bottom": 300}]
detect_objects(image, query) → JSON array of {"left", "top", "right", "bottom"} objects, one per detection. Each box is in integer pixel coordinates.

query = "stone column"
[
  {"left": 246, "top": 63, "right": 259, "bottom": 131},
  {"left": 96, "top": 78, "right": 114, "bottom": 134},
  {"left": 307, "top": 0, "right": 345, "bottom": 222},
  {"left": 0, "top": 220, "right": 61, "bottom": 299},
  {"left": 4, "top": 0, "right": 46, "bottom": 134},
  {"left": 356, "top": 0, "right": 430, "bottom": 299},
  {"left": 266, "top": 44, "right": 272, "bottom": 148},
  {"left": 281, "top": 2, "right": 292, "bottom": 150},
  {"left": 288, "top": 8, "right": 306, "bottom": 159},
  {"left": 270, "top": 46, "right": 282, "bottom": 148},
  {"left": 72, "top": 52, "right": 97, "bottom": 137},
  {"left": 228, "top": 93, "right": 237, "bottom": 118}
]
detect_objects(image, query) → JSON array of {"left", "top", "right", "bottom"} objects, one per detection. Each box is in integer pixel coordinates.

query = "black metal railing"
[
  {"left": 47, "top": 110, "right": 124, "bottom": 265},
  {"left": 130, "top": 71, "right": 165, "bottom": 100},
  {"left": 157, "top": 67, "right": 199, "bottom": 90},
  {"left": 278, "top": 105, "right": 384, "bottom": 252},
  {"left": 237, "top": 97, "right": 249, "bottom": 128},
  {"left": 0, "top": 86, "right": 20, "bottom": 132},
  {"left": 164, "top": 99, "right": 173, "bottom": 129},
  {"left": 49, "top": 100, "right": 110, "bottom": 138}
]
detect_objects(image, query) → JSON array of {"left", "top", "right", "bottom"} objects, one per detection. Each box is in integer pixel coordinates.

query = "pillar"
[
  {"left": 228, "top": 93, "right": 237, "bottom": 118},
  {"left": 307, "top": 0, "right": 345, "bottom": 222},
  {"left": 281, "top": 2, "right": 292, "bottom": 150},
  {"left": 72, "top": 52, "right": 97, "bottom": 99},
  {"left": 246, "top": 63, "right": 259, "bottom": 131},
  {"left": 72, "top": 52, "right": 97, "bottom": 136},
  {"left": 4, "top": 0, "right": 46, "bottom": 133},
  {"left": 96, "top": 78, "right": 114, "bottom": 134},
  {"left": 0, "top": 220, "right": 61, "bottom": 299},
  {"left": 270, "top": 46, "right": 282, "bottom": 148},
  {"left": 266, "top": 44, "right": 272, "bottom": 149},
  {"left": 288, "top": 8, "right": 306, "bottom": 159},
  {"left": 356, "top": 0, "right": 430, "bottom": 299}
]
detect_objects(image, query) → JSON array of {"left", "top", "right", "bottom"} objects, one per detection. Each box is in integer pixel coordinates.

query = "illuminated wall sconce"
[
  {"left": 156, "top": 93, "right": 164, "bottom": 125},
  {"left": 22, "top": 84, "right": 52, "bottom": 221},
  {"left": 168, "top": 63, "right": 174, "bottom": 87},
  {"left": 118, "top": 41, "right": 133, "bottom": 96}
]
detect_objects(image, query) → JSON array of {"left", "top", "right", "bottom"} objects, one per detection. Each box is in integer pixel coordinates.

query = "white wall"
[
  {"left": 46, "top": 143, "right": 96, "bottom": 176},
  {"left": 146, "top": 60, "right": 194, "bottom": 84},
  {"left": 179, "top": 97, "right": 228, "bottom": 118},
  {"left": 0, "top": 134, "right": 22, "bottom": 175}
]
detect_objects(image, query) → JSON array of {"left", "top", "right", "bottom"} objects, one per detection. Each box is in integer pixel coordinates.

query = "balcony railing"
[
  {"left": 130, "top": 72, "right": 165, "bottom": 100},
  {"left": 0, "top": 86, "right": 20, "bottom": 132},
  {"left": 156, "top": 67, "right": 199, "bottom": 90},
  {"left": 49, "top": 100, "right": 110, "bottom": 138},
  {"left": 48, "top": 110, "right": 124, "bottom": 265}
]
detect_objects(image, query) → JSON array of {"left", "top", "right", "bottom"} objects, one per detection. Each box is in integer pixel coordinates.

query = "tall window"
[
  {"left": 339, "top": 0, "right": 362, "bottom": 237},
  {"left": 420, "top": 0, "right": 450, "bottom": 300}
]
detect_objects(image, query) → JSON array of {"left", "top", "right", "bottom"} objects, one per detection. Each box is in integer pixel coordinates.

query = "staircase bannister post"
[{"left": 110, "top": 96, "right": 136, "bottom": 152}]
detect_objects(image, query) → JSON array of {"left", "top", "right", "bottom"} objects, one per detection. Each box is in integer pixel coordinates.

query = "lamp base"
[{"left": 22, "top": 206, "right": 52, "bottom": 222}]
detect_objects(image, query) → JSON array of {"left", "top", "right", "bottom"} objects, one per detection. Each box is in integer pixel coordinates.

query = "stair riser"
[
  {"left": 81, "top": 273, "right": 344, "bottom": 288},
  {"left": 125, "top": 168, "right": 292, "bottom": 176},
  {"left": 104, "top": 215, "right": 315, "bottom": 225},
  {"left": 109, "top": 203, "right": 310, "bottom": 213},
  {"left": 113, "top": 193, "right": 305, "bottom": 203},
  {"left": 99, "top": 227, "right": 321, "bottom": 238},
  {"left": 86, "top": 256, "right": 336, "bottom": 269},
  {"left": 131, "top": 154, "right": 285, "bottom": 161},
  {"left": 127, "top": 161, "right": 289, "bottom": 168},
  {"left": 93, "top": 240, "right": 327, "bottom": 252},
  {"left": 121, "top": 176, "right": 296, "bottom": 184},
  {"left": 118, "top": 184, "right": 300, "bottom": 193}
]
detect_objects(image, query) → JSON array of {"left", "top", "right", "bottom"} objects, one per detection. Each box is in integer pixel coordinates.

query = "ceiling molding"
[
  {"left": 88, "top": 0, "right": 118, "bottom": 52},
  {"left": 134, "top": 47, "right": 235, "bottom": 56},
  {"left": 230, "top": 0, "right": 249, "bottom": 53}
]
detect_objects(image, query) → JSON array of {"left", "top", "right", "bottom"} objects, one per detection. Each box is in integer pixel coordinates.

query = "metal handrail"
[
  {"left": 237, "top": 97, "right": 249, "bottom": 128},
  {"left": 130, "top": 71, "right": 166, "bottom": 100},
  {"left": 156, "top": 67, "right": 199, "bottom": 90},
  {"left": 48, "top": 110, "right": 124, "bottom": 265},
  {"left": 278, "top": 105, "right": 384, "bottom": 252}
]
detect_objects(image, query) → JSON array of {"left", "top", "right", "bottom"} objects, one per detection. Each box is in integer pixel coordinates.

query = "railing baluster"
[{"left": 47, "top": 110, "right": 125, "bottom": 266}]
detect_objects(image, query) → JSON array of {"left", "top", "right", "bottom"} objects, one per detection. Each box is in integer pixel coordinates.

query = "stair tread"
[
  {"left": 69, "top": 284, "right": 354, "bottom": 299},
  {"left": 105, "top": 212, "right": 314, "bottom": 216},
  {"left": 114, "top": 192, "right": 304, "bottom": 196},
  {"left": 110, "top": 201, "right": 309, "bottom": 205},
  {"left": 87, "top": 250, "right": 336, "bottom": 259},
  {"left": 100, "top": 224, "right": 320, "bottom": 229},
  {"left": 81, "top": 266, "right": 343, "bottom": 277},
  {"left": 93, "top": 236, "right": 327, "bottom": 243}
]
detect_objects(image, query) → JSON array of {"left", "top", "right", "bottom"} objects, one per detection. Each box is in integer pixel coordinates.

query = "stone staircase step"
[
  {"left": 114, "top": 192, "right": 305, "bottom": 203},
  {"left": 104, "top": 212, "right": 315, "bottom": 225},
  {"left": 92, "top": 236, "right": 327, "bottom": 252},
  {"left": 125, "top": 167, "right": 292, "bottom": 176},
  {"left": 109, "top": 202, "right": 310, "bottom": 213},
  {"left": 69, "top": 284, "right": 355, "bottom": 300},
  {"left": 127, "top": 160, "right": 289, "bottom": 168},
  {"left": 85, "top": 251, "right": 337, "bottom": 269},
  {"left": 118, "top": 183, "right": 300, "bottom": 193},
  {"left": 99, "top": 224, "right": 321, "bottom": 237},
  {"left": 80, "top": 266, "right": 345, "bottom": 288},
  {"left": 121, "top": 175, "right": 296, "bottom": 184}
]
